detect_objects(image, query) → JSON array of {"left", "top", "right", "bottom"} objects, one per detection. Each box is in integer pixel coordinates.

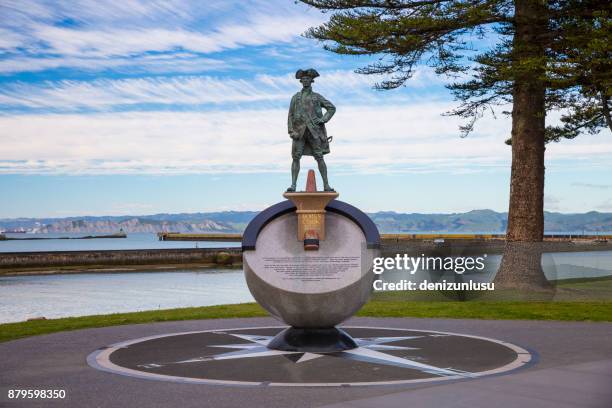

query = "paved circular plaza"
[
  {"left": 2, "top": 317, "right": 612, "bottom": 407},
  {"left": 89, "top": 326, "right": 531, "bottom": 386}
]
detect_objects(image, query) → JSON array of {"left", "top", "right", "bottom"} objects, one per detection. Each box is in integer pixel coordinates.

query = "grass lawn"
[
  {"left": 1, "top": 275, "right": 611, "bottom": 344},
  {"left": 1, "top": 298, "right": 610, "bottom": 344}
]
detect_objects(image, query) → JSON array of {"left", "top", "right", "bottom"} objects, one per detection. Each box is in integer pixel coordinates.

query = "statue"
[{"left": 287, "top": 68, "right": 336, "bottom": 192}]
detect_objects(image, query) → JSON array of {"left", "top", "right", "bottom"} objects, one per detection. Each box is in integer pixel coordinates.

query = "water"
[
  {"left": 3, "top": 232, "right": 610, "bottom": 253},
  {"left": 1, "top": 251, "right": 611, "bottom": 324},
  {"left": 0, "top": 269, "right": 253, "bottom": 323},
  {"left": 0, "top": 232, "right": 240, "bottom": 252}
]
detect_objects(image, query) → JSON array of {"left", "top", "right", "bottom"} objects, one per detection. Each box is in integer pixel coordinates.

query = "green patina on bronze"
[{"left": 287, "top": 68, "right": 336, "bottom": 192}]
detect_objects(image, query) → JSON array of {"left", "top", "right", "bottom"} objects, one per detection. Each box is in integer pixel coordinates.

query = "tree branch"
[
  {"left": 300, "top": 0, "right": 449, "bottom": 10},
  {"left": 600, "top": 88, "right": 612, "bottom": 132}
]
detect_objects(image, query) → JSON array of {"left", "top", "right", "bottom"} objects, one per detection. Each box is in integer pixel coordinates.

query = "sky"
[{"left": 0, "top": 0, "right": 611, "bottom": 219}]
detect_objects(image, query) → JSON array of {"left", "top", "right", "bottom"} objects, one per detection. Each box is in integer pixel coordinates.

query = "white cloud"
[
  {"left": 0, "top": 77, "right": 287, "bottom": 109},
  {"left": 0, "top": 103, "right": 523, "bottom": 175},
  {"left": 0, "top": 0, "right": 326, "bottom": 73},
  {"left": 0, "top": 2, "right": 610, "bottom": 177},
  {"left": 1, "top": 102, "right": 610, "bottom": 176},
  {"left": 0, "top": 28, "right": 28, "bottom": 50},
  {"left": 1, "top": 0, "right": 289, "bottom": 29},
  {"left": 30, "top": 15, "right": 319, "bottom": 57},
  {"left": 0, "top": 69, "right": 442, "bottom": 110},
  {"left": 0, "top": 53, "right": 228, "bottom": 75}
]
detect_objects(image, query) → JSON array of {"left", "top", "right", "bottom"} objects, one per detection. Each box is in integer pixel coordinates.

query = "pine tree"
[{"left": 300, "top": 0, "right": 611, "bottom": 289}]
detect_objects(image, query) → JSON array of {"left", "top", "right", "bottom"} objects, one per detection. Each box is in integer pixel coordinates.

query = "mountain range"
[{"left": 1, "top": 210, "right": 612, "bottom": 234}]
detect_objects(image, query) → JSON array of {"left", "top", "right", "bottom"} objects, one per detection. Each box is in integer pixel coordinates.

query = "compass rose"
[{"left": 150, "top": 331, "right": 473, "bottom": 378}]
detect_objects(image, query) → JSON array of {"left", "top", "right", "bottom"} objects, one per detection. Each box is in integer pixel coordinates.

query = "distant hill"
[
  {"left": 1, "top": 209, "right": 611, "bottom": 234},
  {"left": 369, "top": 209, "right": 509, "bottom": 233},
  {"left": 0, "top": 212, "right": 259, "bottom": 234}
]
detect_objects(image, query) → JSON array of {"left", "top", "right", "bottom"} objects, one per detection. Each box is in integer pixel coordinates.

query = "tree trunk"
[{"left": 494, "top": 0, "right": 552, "bottom": 290}]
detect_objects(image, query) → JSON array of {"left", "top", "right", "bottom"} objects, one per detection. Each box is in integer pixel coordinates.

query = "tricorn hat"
[{"left": 295, "top": 68, "right": 320, "bottom": 79}]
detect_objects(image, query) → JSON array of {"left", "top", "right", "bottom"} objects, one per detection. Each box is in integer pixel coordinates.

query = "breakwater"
[
  {"left": 0, "top": 232, "right": 127, "bottom": 241},
  {"left": 157, "top": 232, "right": 241, "bottom": 241},
  {"left": 0, "top": 247, "right": 242, "bottom": 274},
  {"left": 158, "top": 232, "right": 612, "bottom": 242},
  {"left": 1, "top": 240, "right": 610, "bottom": 275}
]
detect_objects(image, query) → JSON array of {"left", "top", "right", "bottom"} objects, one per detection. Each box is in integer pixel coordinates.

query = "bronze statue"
[{"left": 287, "top": 68, "right": 336, "bottom": 192}]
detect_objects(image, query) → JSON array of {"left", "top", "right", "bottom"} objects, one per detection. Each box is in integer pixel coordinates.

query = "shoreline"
[{"left": 0, "top": 262, "right": 243, "bottom": 277}]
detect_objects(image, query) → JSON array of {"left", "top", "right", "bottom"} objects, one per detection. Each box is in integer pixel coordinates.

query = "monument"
[
  {"left": 242, "top": 68, "right": 381, "bottom": 352},
  {"left": 86, "top": 69, "right": 534, "bottom": 387}
]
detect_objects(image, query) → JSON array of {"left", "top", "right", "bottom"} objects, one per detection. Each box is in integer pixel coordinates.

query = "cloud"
[
  {"left": 0, "top": 1, "right": 610, "bottom": 179},
  {"left": 1, "top": 0, "right": 296, "bottom": 29},
  {"left": 0, "top": 53, "right": 228, "bottom": 75},
  {"left": 0, "top": 28, "right": 28, "bottom": 50},
  {"left": 0, "top": 76, "right": 288, "bottom": 110},
  {"left": 1, "top": 0, "right": 191, "bottom": 26},
  {"left": 572, "top": 182, "right": 612, "bottom": 190},
  {"left": 29, "top": 16, "right": 319, "bottom": 57},
  {"left": 1, "top": 88, "right": 611, "bottom": 176},
  {"left": 0, "top": 69, "right": 442, "bottom": 111},
  {"left": 0, "top": 0, "right": 325, "bottom": 73},
  {"left": 0, "top": 101, "right": 528, "bottom": 176}
]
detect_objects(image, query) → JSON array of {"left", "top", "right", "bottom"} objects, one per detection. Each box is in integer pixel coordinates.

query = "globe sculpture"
[{"left": 242, "top": 171, "right": 380, "bottom": 352}]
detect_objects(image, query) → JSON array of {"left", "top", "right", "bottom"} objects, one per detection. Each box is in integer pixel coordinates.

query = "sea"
[
  {"left": 0, "top": 232, "right": 240, "bottom": 252},
  {"left": 0, "top": 232, "right": 611, "bottom": 323},
  {"left": 0, "top": 269, "right": 253, "bottom": 324}
]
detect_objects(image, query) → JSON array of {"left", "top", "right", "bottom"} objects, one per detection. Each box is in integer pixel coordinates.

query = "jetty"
[
  {"left": 0, "top": 232, "right": 127, "bottom": 240},
  {"left": 158, "top": 232, "right": 242, "bottom": 242},
  {"left": 157, "top": 232, "right": 611, "bottom": 242}
]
